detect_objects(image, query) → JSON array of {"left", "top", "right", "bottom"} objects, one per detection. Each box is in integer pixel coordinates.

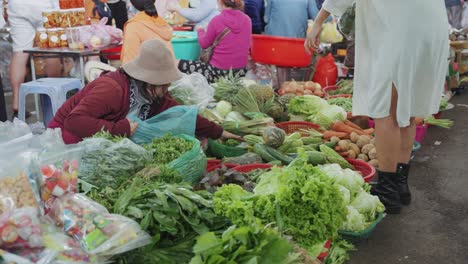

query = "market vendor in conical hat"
[{"left": 48, "top": 39, "right": 241, "bottom": 144}]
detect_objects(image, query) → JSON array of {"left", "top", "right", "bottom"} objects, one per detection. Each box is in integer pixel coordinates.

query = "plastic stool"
[{"left": 18, "top": 78, "right": 82, "bottom": 125}]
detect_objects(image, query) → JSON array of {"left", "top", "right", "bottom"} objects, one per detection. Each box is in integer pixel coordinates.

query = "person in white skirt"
[{"left": 305, "top": 0, "right": 449, "bottom": 214}]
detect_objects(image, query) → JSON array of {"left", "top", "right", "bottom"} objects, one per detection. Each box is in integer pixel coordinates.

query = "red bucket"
[
  {"left": 346, "top": 159, "right": 376, "bottom": 183},
  {"left": 250, "top": 34, "right": 313, "bottom": 67}
]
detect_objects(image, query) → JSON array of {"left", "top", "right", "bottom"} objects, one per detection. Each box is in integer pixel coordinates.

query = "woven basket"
[{"left": 338, "top": 212, "right": 385, "bottom": 243}]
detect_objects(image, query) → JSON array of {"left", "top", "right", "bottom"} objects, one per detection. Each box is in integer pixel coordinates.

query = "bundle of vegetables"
[
  {"left": 415, "top": 116, "right": 454, "bottom": 129},
  {"left": 324, "top": 239, "right": 355, "bottom": 264},
  {"left": 213, "top": 153, "right": 347, "bottom": 254},
  {"left": 222, "top": 118, "right": 274, "bottom": 135},
  {"left": 288, "top": 95, "right": 347, "bottom": 130},
  {"left": 322, "top": 120, "right": 374, "bottom": 140},
  {"left": 327, "top": 97, "right": 353, "bottom": 112},
  {"left": 280, "top": 81, "right": 324, "bottom": 97},
  {"left": 190, "top": 221, "right": 292, "bottom": 264},
  {"left": 79, "top": 132, "right": 152, "bottom": 190},
  {"left": 318, "top": 164, "right": 385, "bottom": 232},
  {"left": 214, "top": 71, "right": 245, "bottom": 103},
  {"left": 143, "top": 134, "right": 194, "bottom": 164},
  {"left": 439, "top": 97, "right": 449, "bottom": 111},
  {"left": 327, "top": 80, "right": 353, "bottom": 95}
]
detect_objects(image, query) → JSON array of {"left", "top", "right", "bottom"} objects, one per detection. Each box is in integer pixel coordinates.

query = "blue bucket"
[{"left": 171, "top": 31, "right": 201, "bottom": 60}]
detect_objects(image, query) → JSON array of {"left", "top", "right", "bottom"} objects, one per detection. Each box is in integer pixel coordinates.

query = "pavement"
[{"left": 349, "top": 91, "right": 468, "bottom": 264}]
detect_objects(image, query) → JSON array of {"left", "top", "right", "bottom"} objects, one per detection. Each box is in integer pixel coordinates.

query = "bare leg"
[
  {"left": 374, "top": 86, "right": 400, "bottom": 173},
  {"left": 9, "top": 52, "right": 29, "bottom": 111}
]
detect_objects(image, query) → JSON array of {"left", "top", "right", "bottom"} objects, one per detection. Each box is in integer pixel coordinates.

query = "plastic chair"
[{"left": 18, "top": 78, "right": 82, "bottom": 125}]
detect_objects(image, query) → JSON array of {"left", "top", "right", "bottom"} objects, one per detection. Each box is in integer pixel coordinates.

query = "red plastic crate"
[{"left": 232, "top": 164, "right": 273, "bottom": 173}]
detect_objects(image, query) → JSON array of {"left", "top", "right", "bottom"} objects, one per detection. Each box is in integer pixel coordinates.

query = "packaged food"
[
  {"left": 60, "top": 10, "right": 72, "bottom": 28},
  {"left": 0, "top": 169, "right": 38, "bottom": 214},
  {"left": 71, "top": 8, "right": 86, "bottom": 26},
  {"left": 48, "top": 29, "right": 61, "bottom": 48},
  {"left": 37, "top": 147, "right": 82, "bottom": 213},
  {"left": 42, "top": 9, "right": 61, "bottom": 28},
  {"left": 66, "top": 27, "right": 85, "bottom": 50},
  {"left": 0, "top": 207, "right": 43, "bottom": 250},
  {"left": 46, "top": 194, "right": 151, "bottom": 256},
  {"left": 59, "top": 0, "right": 71, "bottom": 9},
  {"left": 37, "top": 28, "right": 49, "bottom": 49},
  {"left": 57, "top": 28, "right": 68, "bottom": 48}
]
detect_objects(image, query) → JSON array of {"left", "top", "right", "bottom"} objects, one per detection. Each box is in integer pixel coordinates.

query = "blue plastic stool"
[{"left": 18, "top": 78, "right": 82, "bottom": 125}]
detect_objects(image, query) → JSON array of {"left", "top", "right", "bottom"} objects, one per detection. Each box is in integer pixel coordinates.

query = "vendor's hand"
[
  {"left": 305, "top": 23, "right": 322, "bottom": 54},
  {"left": 127, "top": 118, "right": 139, "bottom": 136},
  {"left": 221, "top": 131, "right": 243, "bottom": 141}
]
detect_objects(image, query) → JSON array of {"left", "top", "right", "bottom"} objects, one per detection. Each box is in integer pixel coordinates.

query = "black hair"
[
  {"left": 220, "top": 0, "right": 244, "bottom": 11},
  {"left": 130, "top": 0, "right": 158, "bottom": 17}
]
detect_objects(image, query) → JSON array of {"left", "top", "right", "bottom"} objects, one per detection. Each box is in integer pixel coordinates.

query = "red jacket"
[{"left": 49, "top": 70, "right": 223, "bottom": 144}]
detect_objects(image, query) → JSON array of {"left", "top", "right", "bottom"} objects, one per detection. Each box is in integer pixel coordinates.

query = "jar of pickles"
[
  {"left": 47, "top": 29, "right": 61, "bottom": 48},
  {"left": 60, "top": 10, "right": 72, "bottom": 28},
  {"left": 42, "top": 9, "right": 61, "bottom": 28},
  {"left": 38, "top": 29, "right": 49, "bottom": 49},
  {"left": 57, "top": 28, "right": 68, "bottom": 48},
  {"left": 70, "top": 8, "right": 86, "bottom": 27}
]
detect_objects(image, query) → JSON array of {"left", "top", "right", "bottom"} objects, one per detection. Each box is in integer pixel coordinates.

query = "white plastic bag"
[
  {"left": 0, "top": 118, "right": 32, "bottom": 144},
  {"left": 169, "top": 73, "right": 215, "bottom": 110}
]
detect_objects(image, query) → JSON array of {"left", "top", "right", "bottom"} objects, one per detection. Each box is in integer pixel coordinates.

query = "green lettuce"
[{"left": 350, "top": 191, "right": 385, "bottom": 222}]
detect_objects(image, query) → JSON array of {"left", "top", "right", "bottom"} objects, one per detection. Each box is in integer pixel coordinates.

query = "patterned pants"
[{"left": 178, "top": 60, "right": 247, "bottom": 83}]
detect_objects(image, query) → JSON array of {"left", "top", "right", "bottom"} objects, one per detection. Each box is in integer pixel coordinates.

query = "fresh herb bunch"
[
  {"left": 92, "top": 130, "right": 126, "bottom": 143},
  {"left": 144, "top": 134, "right": 194, "bottom": 164}
]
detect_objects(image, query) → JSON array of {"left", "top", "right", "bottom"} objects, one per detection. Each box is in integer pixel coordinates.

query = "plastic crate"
[
  {"left": 171, "top": 31, "right": 201, "bottom": 60},
  {"left": 206, "top": 163, "right": 240, "bottom": 173},
  {"left": 251, "top": 34, "right": 313, "bottom": 67},
  {"left": 232, "top": 163, "right": 273, "bottom": 173},
  {"left": 346, "top": 158, "right": 376, "bottom": 183},
  {"left": 338, "top": 212, "right": 385, "bottom": 243},
  {"left": 275, "top": 121, "right": 321, "bottom": 136}
]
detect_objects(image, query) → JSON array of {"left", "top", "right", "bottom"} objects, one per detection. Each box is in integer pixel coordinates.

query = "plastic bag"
[
  {"left": 0, "top": 118, "right": 32, "bottom": 144},
  {"left": 0, "top": 150, "right": 40, "bottom": 214},
  {"left": 320, "top": 21, "right": 344, "bottom": 44},
  {"left": 337, "top": 3, "right": 356, "bottom": 40},
  {"left": 79, "top": 18, "right": 122, "bottom": 49},
  {"left": 0, "top": 207, "right": 43, "bottom": 250},
  {"left": 168, "top": 135, "right": 207, "bottom": 184},
  {"left": 78, "top": 138, "right": 152, "bottom": 190},
  {"left": 46, "top": 194, "right": 151, "bottom": 256},
  {"left": 37, "top": 146, "right": 83, "bottom": 214},
  {"left": 169, "top": 73, "right": 215, "bottom": 110},
  {"left": 130, "top": 105, "right": 198, "bottom": 145}
]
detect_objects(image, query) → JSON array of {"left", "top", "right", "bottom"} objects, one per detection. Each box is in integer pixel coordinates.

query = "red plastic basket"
[
  {"left": 101, "top": 45, "right": 122, "bottom": 60},
  {"left": 276, "top": 121, "right": 321, "bottom": 136},
  {"left": 250, "top": 34, "right": 313, "bottom": 67},
  {"left": 232, "top": 163, "right": 273, "bottom": 173},
  {"left": 206, "top": 163, "right": 240, "bottom": 173},
  {"left": 346, "top": 158, "right": 376, "bottom": 183}
]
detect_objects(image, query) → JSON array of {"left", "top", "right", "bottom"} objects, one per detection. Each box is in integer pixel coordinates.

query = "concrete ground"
[{"left": 349, "top": 91, "right": 468, "bottom": 264}]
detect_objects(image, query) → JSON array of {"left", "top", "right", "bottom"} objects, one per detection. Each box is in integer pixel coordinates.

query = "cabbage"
[
  {"left": 288, "top": 95, "right": 328, "bottom": 115},
  {"left": 350, "top": 191, "right": 385, "bottom": 221},
  {"left": 341, "top": 206, "right": 367, "bottom": 232},
  {"left": 337, "top": 184, "right": 351, "bottom": 204},
  {"left": 318, "top": 164, "right": 365, "bottom": 198},
  {"left": 215, "top": 100, "right": 232, "bottom": 118},
  {"left": 224, "top": 111, "right": 247, "bottom": 122}
]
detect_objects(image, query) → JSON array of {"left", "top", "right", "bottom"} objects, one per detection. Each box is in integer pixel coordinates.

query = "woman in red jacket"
[{"left": 49, "top": 39, "right": 240, "bottom": 144}]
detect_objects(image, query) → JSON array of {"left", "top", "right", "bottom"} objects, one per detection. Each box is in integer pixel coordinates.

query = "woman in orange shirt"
[{"left": 121, "top": 0, "right": 174, "bottom": 64}]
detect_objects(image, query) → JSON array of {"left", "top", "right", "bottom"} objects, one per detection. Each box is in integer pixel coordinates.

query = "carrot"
[
  {"left": 414, "top": 117, "right": 424, "bottom": 126},
  {"left": 323, "top": 131, "right": 348, "bottom": 139},
  {"left": 344, "top": 120, "right": 365, "bottom": 132},
  {"left": 335, "top": 146, "right": 341, "bottom": 152},
  {"left": 332, "top": 121, "right": 366, "bottom": 135},
  {"left": 364, "top": 128, "right": 375, "bottom": 135},
  {"left": 338, "top": 151, "right": 349, "bottom": 157}
]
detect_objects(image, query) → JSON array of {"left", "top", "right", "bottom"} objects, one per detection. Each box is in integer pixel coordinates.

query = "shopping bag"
[{"left": 130, "top": 105, "right": 198, "bottom": 144}]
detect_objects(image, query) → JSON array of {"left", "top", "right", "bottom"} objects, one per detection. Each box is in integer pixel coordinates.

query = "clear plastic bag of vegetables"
[
  {"left": 169, "top": 73, "right": 215, "bottom": 110},
  {"left": 337, "top": 3, "right": 356, "bottom": 40},
  {"left": 78, "top": 137, "right": 152, "bottom": 190},
  {"left": 45, "top": 193, "right": 151, "bottom": 256},
  {"left": 129, "top": 105, "right": 198, "bottom": 145},
  {"left": 167, "top": 135, "right": 207, "bottom": 184}
]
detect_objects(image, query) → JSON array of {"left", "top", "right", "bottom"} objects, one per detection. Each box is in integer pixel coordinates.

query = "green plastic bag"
[
  {"left": 207, "top": 139, "right": 247, "bottom": 159},
  {"left": 130, "top": 105, "right": 198, "bottom": 144},
  {"left": 168, "top": 135, "right": 207, "bottom": 184}
]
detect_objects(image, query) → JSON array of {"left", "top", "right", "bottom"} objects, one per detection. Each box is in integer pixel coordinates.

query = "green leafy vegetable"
[
  {"left": 327, "top": 97, "right": 353, "bottom": 112},
  {"left": 324, "top": 239, "right": 355, "bottom": 264},
  {"left": 144, "top": 134, "right": 194, "bottom": 165}
]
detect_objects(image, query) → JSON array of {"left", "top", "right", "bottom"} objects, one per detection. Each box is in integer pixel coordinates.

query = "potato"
[
  {"left": 361, "top": 144, "right": 374, "bottom": 154},
  {"left": 350, "top": 132, "right": 359, "bottom": 143},
  {"left": 368, "top": 148, "right": 378, "bottom": 159},
  {"left": 330, "top": 136, "right": 341, "bottom": 143},
  {"left": 348, "top": 150, "right": 357, "bottom": 159},
  {"left": 357, "top": 154, "right": 369, "bottom": 162},
  {"left": 338, "top": 140, "right": 350, "bottom": 151},
  {"left": 368, "top": 159, "right": 379, "bottom": 167},
  {"left": 349, "top": 143, "right": 360, "bottom": 155}
]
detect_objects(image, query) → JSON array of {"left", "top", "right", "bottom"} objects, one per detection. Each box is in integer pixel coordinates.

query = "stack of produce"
[
  {"left": 280, "top": 80, "right": 325, "bottom": 97},
  {"left": 326, "top": 80, "right": 354, "bottom": 96}
]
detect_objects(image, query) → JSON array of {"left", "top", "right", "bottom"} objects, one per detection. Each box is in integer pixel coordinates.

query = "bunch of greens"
[
  {"left": 144, "top": 134, "right": 194, "bottom": 164},
  {"left": 439, "top": 97, "right": 449, "bottom": 111},
  {"left": 288, "top": 96, "right": 347, "bottom": 129},
  {"left": 327, "top": 97, "right": 353, "bottom": 112},
  {"left": 324, "top": 239, "right": 355, "bottom": 264},
  {"left": 199, "top": 166, "right": 257, "bottom": 193},
  {"left": 190, "top": 221, "right": 292, "bottom": 264},
  {"left": 213, "top": 153, "right": 347, "bottom": 253},
  {"left": 79, "top": 136, "right": 152, "bottom": 190},
  {"left": 92, "top": 130, "right": 126, "bottom": 142},
  {"left": 328, "top": 80, "right": 354, "bottom": 95}
]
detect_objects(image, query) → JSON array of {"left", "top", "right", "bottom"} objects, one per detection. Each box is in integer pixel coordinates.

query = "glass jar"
[
  {"left": 60, "top": 10, "right": 72, "bottom": 28},
  {"left": 72, "top": 8, "right": 86, "bottom": 26},
  {"left": 66, "top": 27, "right": 84, "bottom": 50},
  {"left": 38, "top": 29, "right": 49, "bottom": 49},
  {"left": 57, "top": 28, "right": 68, "bottom": 48},
  {"left": 47, "top": 29, "right": 60, "bottom": 48},
  {"left": 42, "top": 10, "right": 61, "bottom": 28}
]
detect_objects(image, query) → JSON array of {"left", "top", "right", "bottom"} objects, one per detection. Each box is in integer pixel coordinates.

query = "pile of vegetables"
[
  {"left": 280, "top": 80, "right": 324, "bottom": 97},
  {"left": 327, "top": 80, "right": 353, "bottom": 95},
  {"left": 318, "top": 164, "right": 385, "bottom": 232},
  {"left": 327, "top": 97, "right": 353, "bottom": 112},
  {"left": 198, "top": 166, "right": 268, "bottom": 193},
  {"left": 143, "top": 134, "right": 194, "bottom": 164},
  {"left": 331, "top": 132, "right": 378, "bottom": 167}
]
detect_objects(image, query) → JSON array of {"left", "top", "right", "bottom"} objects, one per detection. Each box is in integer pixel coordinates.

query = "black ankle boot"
[
  {"left": 397, "top": 163, "right": 411, "bottom": 205},
  {"left": 371, "top": 171, "right": 402, "bottom": 214}
]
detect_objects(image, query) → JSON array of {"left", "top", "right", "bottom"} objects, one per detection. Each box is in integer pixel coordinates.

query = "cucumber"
[
  {"left": 268, "top": 160, "right": 283, "bottom": 166},
  {"left": 301, "top": 136, "right": 323, "bottom": 145},
  {"left": 253, "top": 143, "right": 277, "bottom": 162},
  {"left": 323, "top": 141, "right": 338, "bottom": 149},
  {"left": 286, "top": 132, "right": 302, "bottom": 141},
  {"left": 278, "top": 140, "right": 294, "bottom": 153},
  {"left": 264, "top": 145, "right": 294, "bottom": 165},
  {"left": 306, "top": 151, "right": 327, "bottom": 165},
  {"left": 244, "top": 135, "right": 264, "bottom": 145}
]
